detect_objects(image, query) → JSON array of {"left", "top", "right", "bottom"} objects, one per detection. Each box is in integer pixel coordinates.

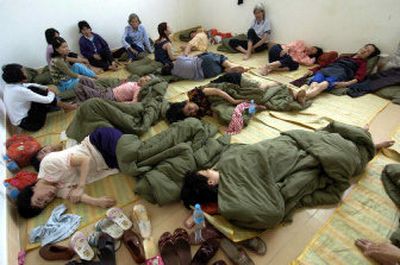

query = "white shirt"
[
  {"left": 3, "top": 83, "right": 55, "bottom": 125},
  {"left": 251, "top": 18, "right": 271, "bottom": 39},
  {"left": 38, "top": 136, "right": 119, "bottom": 199}
]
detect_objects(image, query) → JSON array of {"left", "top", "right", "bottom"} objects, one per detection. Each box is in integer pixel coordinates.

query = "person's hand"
[
  {"left": 280, "top": 47, "right": 289, "bottom": 57},
  {"left": 68, "top": 186, "right": 84, "bottom": 203},
  {"left": 96, "top": 196, "right": 116, "bottom": 208},
  {"left": 334, "top": 82, "right": 346, "bottom": 89},
  {"left": 232, "top": 99, "right": 245, "bottom": 105},
  {"left": 256, "top": 104, "right": 267, "bottom": 110},
  {"left": 93, "top": 54, "right": 101, "bottom": 60},
  {"left": 355, "top": 239, "right": 400, "bottom": 265},
  {"left": 47, "top": 86, "right": 57, "bottom": 93},
  {"left": 79, "top": 58, "right": 89, "bottom": 65},
  {"left": 129, "top": 47, "right": 138, "bottom": 55}
]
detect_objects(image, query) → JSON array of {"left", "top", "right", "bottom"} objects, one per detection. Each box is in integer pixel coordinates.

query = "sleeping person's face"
[
  {"left": 36, "top": 144, "right": 63, "bottom": 161},
  {"left": 306, "top": 46, "right": 317, "bottom": 56},
  {"left": 31, "top": 181, "right": 57, "bottom": 208},
  {"left": 198, "top": 169, "right": 220, "bottom": 186},
  {"left": 357, "top": 44, "right": 375, "bottom": 59},
  {"left": 182, "top": 102, "right": 199, "bottom": 117},
  {"left": 138, "top": 75, "right": 152, "bottom": 87}
]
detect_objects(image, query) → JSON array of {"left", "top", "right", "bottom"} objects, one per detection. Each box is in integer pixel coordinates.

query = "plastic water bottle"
[
  {"left": 193, "top": 204, "right": 205, "bottom": 244},
  {"left": 3, "top": 155, "right": 20, "bottom": 173},
  {"left": 4, "top": 182, "right": 20, "bottom": 201},
  {"left": 248, "top": 100, "right": 256, "bottom": 116}
]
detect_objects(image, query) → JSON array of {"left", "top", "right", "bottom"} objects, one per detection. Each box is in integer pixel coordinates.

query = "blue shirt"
[
  {"left": 122, "top": 24, "right": 153, "bottom": 53},
  {"left": 171, "top": 56, "right": 204, "bottom": 80}
]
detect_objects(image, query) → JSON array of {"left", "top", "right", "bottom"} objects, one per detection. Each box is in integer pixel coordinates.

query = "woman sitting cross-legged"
[{"left": 49, "top": 37, "right": 97, "bottom": 92}]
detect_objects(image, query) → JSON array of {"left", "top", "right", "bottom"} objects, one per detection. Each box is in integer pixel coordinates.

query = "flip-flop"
[
  {"left": 131, "top": 204, "right": 152, "bottom": 238},
  {"left": 97, "top": 233, "right": 116, "bottom": 265},
  {"left": 220, "top": 238, "right": 255, "bottom": 265},
  {"left": 158, "top": 232, "right": 180, "bottom": 265},
  {"left": 173, "top": 228, "right": 191, "bottom": 265},
  {"left": 106, "top": 207, "right": 132, "bottom": 231},
  {"left": 95, "top": 218, "right": 124, "bottom": 240},
  {"left": 70, "top": 232, "right": 95, "bottom": 261}
]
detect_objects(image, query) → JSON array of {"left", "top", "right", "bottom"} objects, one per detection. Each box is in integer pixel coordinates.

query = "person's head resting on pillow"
[
  {"left": 165, "top": 100, "right": 200, "bottom": 123},
  {"left": 355, "top": 44, "right": 381, "bottom": 60},
  {"left": 16, "top": 144, "right": 62, "bottom": 218},
  {"left": 180, "top": 169, "right": 219, "bottom": 209}
]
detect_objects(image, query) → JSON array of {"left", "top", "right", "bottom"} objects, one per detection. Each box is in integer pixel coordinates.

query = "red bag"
[
  {"left": 6, "top": 134, "right": 41, "bottom": 167},
  {"left": 4, "top": 170, "right": 38, "bottom": 190}
]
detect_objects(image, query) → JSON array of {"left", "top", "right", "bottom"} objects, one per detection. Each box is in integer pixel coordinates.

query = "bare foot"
[
  {"left": 58, "top": 102, "right": 77, "bottom": 112},
  {"left": 296, "top": 89, "right": 307, "bottom": 105},
  {"left": 243, "top": 53, "right": 251, "bottom": 60},
  {"left": 355, "top": 239, "right": 400, "bottom": 265},
  {"left": 375, "top": 140, "right": 395, "bottom": 150},
  {"left": 259, "top": 65, "right": 271, "bottom": 76},
  {"left": 97, "top": 196, "right": 116, "bottom": 208},
  {"left": 226, "top": 66, "right": 246, "bottom": 74}
]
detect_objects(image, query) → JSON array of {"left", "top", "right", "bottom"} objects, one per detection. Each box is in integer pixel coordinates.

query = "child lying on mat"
[
  {"left": 2, "top": 64, "right": 76, "bottom": 132},
  {"left": 165, "top": 72, "right": 306, "bottom": 123},
  {"left": 74, "top": 75, "right": 154, "bottom": 103},
  {"left": 16, "top": 127, "right": 123, "bottom": 218},
  {"left": 300, "top": 43, "right": 381, "bottom": 100}
]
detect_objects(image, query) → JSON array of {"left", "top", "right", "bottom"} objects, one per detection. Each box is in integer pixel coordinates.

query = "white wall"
[
  {"left": 0, "top": 0, "right": 197, "bottom": 70},
  {"left": 193, "top": 0, "right": 400, "bottom": 54}
]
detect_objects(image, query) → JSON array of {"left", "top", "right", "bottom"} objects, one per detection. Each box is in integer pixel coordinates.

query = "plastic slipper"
[
  {"left": 95, "top": 218, "right": 124, "bottom": 240},
  {"left": 173, "top": 228, "right": 191, "bottom": 265},
  {"left": 220, "top": 238, "right": 255, "bottom": 265},
  {"left": 123, "top": 230, "right": 146, "bottom": 264},
  {"left": 106, "top": 207, "right": 132, "bottom": 231},
  {"left": 158, "top": 232, "right": 180, "bottom": 265},
  {"left": 88, "top": 231, "right": 121, "bottom": 251},
  {"left": 191, "top": 239, "right": 220, "bottom": 265},
  {"left": 131, "top": 204, "right": 151, "bottom": 238},
  {"left": 97, "top": 233, "right": 116, "bottom": 265},
  {"left": 70, "top": 231, "right": 95, "bottom": 261}
]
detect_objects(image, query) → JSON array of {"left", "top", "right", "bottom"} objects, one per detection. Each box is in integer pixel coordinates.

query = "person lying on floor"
[
  {"left": 228, "top": 3, "right": 271, "bottom": 60},
  {"left": 161, "top": 52, "right": 248, "bottom": 81},
  {"left": 165, "top": 72, "right": 307, "bottom": 123},
  {"left": 16, "top": 127, "right": 122, "bottom": 218},
  {"left": 78, "top": 20, "right": 118, "bottom": 72},
  {"left": 2, "top": 64, "right": 76, "bottom": 132},
  {"left": 180, "top": 27, "right": 209, "bottom": 56},
  {"left": 180, "top": 121, "right": 394, "bottom": 229},
  {"left": 260, "top": 41, "right": 323, "bottom": 75},
  {"left": 154, "top": 22, "right": 177, "bottom": 65},
  {"left": 74, "top": 75, "right": 154, "bottom": 103},
  {"left": 347, "top": 41, "right": 400, "bottom": 97},
  {"left": 300, "top": 43, "right": 381, "bottom": 100},
  {"left": 50, "top": 37, "right": 97, "bottom": 92},
  {"left": 45, "top": 28, "right": 89, "bottom": 67}
]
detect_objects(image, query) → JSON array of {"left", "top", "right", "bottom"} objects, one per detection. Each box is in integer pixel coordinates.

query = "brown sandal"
[
  {"left": 123, "top": 230, "right": 145, "bottom": 264},
  {"left": 158, "top": 232, "right": 180, "bottom": 265},
  {"left": 191, "top": 239, "right": 219, "bottom": 265},
  {"left": 173, "top": 228, "right": 192, "bottom": 265}
]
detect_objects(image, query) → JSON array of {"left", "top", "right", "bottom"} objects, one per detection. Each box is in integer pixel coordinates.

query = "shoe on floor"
[{"left": 39, "top": 244, "right": 75, "bottom": 261}]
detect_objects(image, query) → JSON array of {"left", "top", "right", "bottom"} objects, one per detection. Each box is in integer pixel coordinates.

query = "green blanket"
[
  {"left": 116, "top": 118, "right": 230, "bottom": 205},
  {"left": 66, "top": 79, "right": 169, "bottom": 141},
  {"left": 203, "top": 81, "right": 311, "bottom": 125},
  {"left": 216, "top": 121, "right": 375, "bottom": 230},
  {"left": 217, "top": 34, "right": 247, "bottom": 53},
  {"left": 125, "top": 57, "right": 182, "bottom": 82},
  {"left": 374, "top": 85, "right": 400, "bottom": 104},
  {"left": 24, "top": 66, "right": 52, "bottom": 85}
]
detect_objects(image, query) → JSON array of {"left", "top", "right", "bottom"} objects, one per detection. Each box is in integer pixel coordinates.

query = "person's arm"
[
  {"left": 202, "top": 87, "right": 244, "bottom": 105},
  {"left": 141, "top": 25, "right": 153, "bottom": 53},
  {"left": 67, "top": 154, "right": 90, "bottom": 203},
  {"left": 21, "top": 87, "right": 55, "bottom": 104},
  {"left": 121, "top": 26, "right": 132, "bottom": 50},
  {"left": 253, "top": 33, "right": 270, "bottom": 50},
  {"left": 54, "top": 59, "right": 80, "bottom": 78},
  {"left": 354, "top": 60, "right": 368, "bottom": 81},
  {"left": 335, "top": 79, "right": 358, "bottom": 88},
  {"left": 183, "top": 43, "right": 193, "bottom": 56},
  {"left": 79, "top": 37, "right": 94, "bottom": 58},
  {"left": 80, "top": 194, "right": 116, "bottom": 208},
  {"left": 164, "top": 42, "right": 177, "bottom": 61}
]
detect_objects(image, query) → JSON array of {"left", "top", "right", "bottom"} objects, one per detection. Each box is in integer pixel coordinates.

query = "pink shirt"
[
  {"left": 282, "top": 40, "right": 315, "bottom": 66},
  {"left": 112, "top": 82, "right": 141, "bottom": 102}
]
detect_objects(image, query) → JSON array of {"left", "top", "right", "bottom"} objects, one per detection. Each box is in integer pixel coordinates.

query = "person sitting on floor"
[
  {"left": 228, "top": 3, "right": 271, "bottom": 60},
  {"left": 260, "top": 41, "right": 323, "bottom": 75},
  {"left": 49, "top": 37, "right": 97, "bottom": 92},
  {"left": 154, "top": 22, "right": 177, "bottom": 65},
  {"left": 347, "top": 41, "right": 400, "bottom": 97},
  {"left": 161, "top": 52, "right": 248, "bottom": 81},
  {"left": 16, "top": 127, "right": 126, "bottom": 218},
  {"left": 45, "top": 28, "right": 89, "bottom": 67},
  {"left": 180, "top": 123, "right": 394, "bottom": 229},
  {"left": 165, "top": 72, "right": 306, "bottom": 123},
  {"left": 2, "top": 64, "right": 76, "bottom": 131},
  {"left": 78, "top": 20, "right": 118, "bottom": 71},
  {"left": 180, "top": 27, "right": 209, "bottom": 56},
  {"left": 74, "top": 75, "right": 154, "bottom": 103},
  {"left": 122, "top": 13, "right": 153, "bottom": 61},
  {"left": 300, "top": 43, "right": 381, "bottom": 100}
]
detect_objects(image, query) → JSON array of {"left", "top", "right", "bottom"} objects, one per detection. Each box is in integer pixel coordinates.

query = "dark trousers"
[
  {"left": 211, "top": 72, "right": 242, "bottom": 85},
  {"left": 269, "top": 44, "right": 299, "bottom": 71},
  {"left": 347, "top": 67, "right": 400, "bottom": 97},
  {"left": 19, "top": 86, "right": 58, "bottom": 132},
  {"left": 88, "top": 49, "right": 114, "bottom": 70},
  {"left": 198, "top": 52, "right": 228, "bottom": 78},
  {"left": 125, "top": 37, "right": 145, "bottom": 60},
  {"left": 228, "top": 28, "right": 268, "bottom": 53}
]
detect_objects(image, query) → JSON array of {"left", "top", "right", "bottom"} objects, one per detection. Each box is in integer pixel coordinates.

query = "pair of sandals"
[
  {"left": 219, "top": 237, "right": 267, "bottom": 265},
  {"left": 68, "top": 232, "right": 116, "bottom": 265},
  {"left": 158, "top": 228, "right": 220, "bottom": 265},
  {"left": 95, "top": 207, "right": 133, "bottom": 240}
]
